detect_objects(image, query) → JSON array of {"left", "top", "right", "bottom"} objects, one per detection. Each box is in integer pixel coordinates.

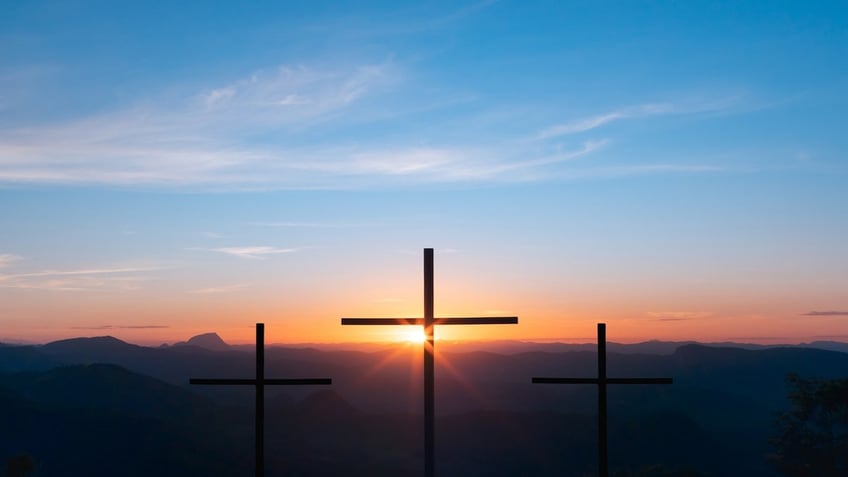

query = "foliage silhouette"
[
  {"left": 610, "top": 466, "right": 707, "bottom": 477},
  {"left": 5, "top": 454, "right": 34, "bottom": 477},
  {"left": 771, "top": 373, "right": 848, "bottom": 476}
]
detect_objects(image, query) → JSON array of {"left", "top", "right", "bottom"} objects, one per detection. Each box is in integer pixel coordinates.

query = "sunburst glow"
[{"left": 398, "top": 327, "right": 427, "bottom": 344}]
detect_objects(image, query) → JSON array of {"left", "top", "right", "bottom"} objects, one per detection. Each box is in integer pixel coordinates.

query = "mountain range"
[{"left": 2, "top": 334, "right": 847, "bottom": 476}]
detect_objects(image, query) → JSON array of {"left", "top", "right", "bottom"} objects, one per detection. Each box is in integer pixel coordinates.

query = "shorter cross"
[
  {"left": 532, "top": 323, "right": 672, "bottom": 477},
  {"left": 190, "top": 323, "right": 332, "bottom": 477}
]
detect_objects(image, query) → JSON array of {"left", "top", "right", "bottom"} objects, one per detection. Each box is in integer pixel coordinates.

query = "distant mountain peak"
[
  {"left": 54, "top": 335, "right": 122, "bottom": 343},
  {"left": 43, "top": 335, "right": 133, "bottom": 349},
  {"left": 177, "top": 332, "right": 230, "bottom": 351}
]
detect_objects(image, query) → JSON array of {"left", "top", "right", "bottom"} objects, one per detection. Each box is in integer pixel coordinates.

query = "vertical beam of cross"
[
  {"left": 598, "top": 322, "right": 607, "bottom": 476},
  {"left": 190, "top": 323, "right": 332, "bottom": 477},
  {"left": 424, "top": 248, "right": 435, "bottom": 476},
  {"left": 532, "top": 323, "right": 672, "bottom": 477},
  {"left": 342, "top": 248, "right": 518, "bottom": 477}
]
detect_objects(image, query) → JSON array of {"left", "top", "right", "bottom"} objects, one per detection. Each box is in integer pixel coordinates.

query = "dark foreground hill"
[
  {"left": 2, "top": 337, "right": 847, "bottom": 476},
  {"left": 0, "top": 364, "right": 717, "bottom": 476}
]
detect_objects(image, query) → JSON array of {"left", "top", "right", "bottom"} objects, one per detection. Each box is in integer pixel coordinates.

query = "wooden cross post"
[
  {"left": 532, "top": 323, "right": 672, "bottom": 477},
  {"left": 342, "top": 248, "right": 518, "bottom": 477},
  {"left": 190, "top": 323, "right": 332, "bottom": 477}
]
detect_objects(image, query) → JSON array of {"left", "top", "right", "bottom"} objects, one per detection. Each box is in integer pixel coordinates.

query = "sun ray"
[{"left": 434, "top": 347, "right": 494, "bottom": 410}]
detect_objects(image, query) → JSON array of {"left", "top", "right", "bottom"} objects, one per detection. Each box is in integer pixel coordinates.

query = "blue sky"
[{"left": 1, "top": 1, "right": 846, "bottom": 344}]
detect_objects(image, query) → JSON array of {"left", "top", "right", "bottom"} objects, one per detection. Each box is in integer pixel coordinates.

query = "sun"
[{"left": 398, "top": 328, "right": 427, "bottom": 344}]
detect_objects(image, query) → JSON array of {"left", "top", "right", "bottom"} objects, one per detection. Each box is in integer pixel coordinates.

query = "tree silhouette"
[
  {"left": 771, "top": 374, "right": 848, "bottom": 476},
  {"left": 609, "top": 465, "right": 707, "bottom": 477},
  {"left": 5, "top": 454, "right": 35, "bottom": 477}
]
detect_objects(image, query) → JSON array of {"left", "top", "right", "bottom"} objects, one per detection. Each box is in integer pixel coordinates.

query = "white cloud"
[
  {"left": 196, "top": 246, "right": 299, "bottom": 259},
  {"left": 0, "top": 60, "right": 731, "bottom": 188},
  {"left": 0, "top": 62, "right": 400, "bottom": 187},
  {"left": 189, "top": 284, "right": 249, "bottom": 294},
  {"left": 647, "top": 311, "right": 715, "bottom": 321},
  {"left": 277, "top": 94, "right": 311, "bottom": 106},
  {"left": 536, "top": 98, "right": 736, "bottom": 140},
  {"left": 0, "top": 254, "right": 21, "bottom": 268},
  {"left": 71, "top": 324, "right": 170, "bottom": 330},
  {"left": 249, "top": 221, "right": 326, "bottom": 227},
  {"left": 248, "top": 221, "right": 375, "bottom": 228},
  {"left": 3, "top": 266, "right": 160, "bottom": 278},
  {"left": 0, "top": 265, "right": 162, "bottom": 291},
  {"left": 204, "top": 87, "right": 236, "bottom": 108},
  {"left": 297, "top": 140, "right": 607, "bottom": 183},
  {"left": 537, "top": 112, "right": 628, "bottom": 139}
]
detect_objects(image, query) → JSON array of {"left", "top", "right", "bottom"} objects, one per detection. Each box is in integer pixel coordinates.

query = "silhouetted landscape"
[
  {"left": 2, "top": 335, "right": 847, "bottom": 476},
  {"left": 4, "top": 0, "right": 847, "bottom": 475}
]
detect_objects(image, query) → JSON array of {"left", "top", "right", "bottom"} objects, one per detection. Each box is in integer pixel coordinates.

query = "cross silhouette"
[
  {"left": 189, "top": 323, "right": 332, "bottom": 477},
  {"left": 342, "top": 248, "right": 518, "bottom": 477},
  {"left": 532, "top": 323, "right": 673, "bottom": 477}
]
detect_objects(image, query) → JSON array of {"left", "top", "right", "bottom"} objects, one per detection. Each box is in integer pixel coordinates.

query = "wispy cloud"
[
  {"left": 1, "top": 266, "right": 160, "bottom": 279},
  {"left": 189, "top": 284, "right": 249, "bottom": 294},
  {"left": 0, "top": 254, "right": 21, "bottom": 268},
  {"left": 536, "top": 97, "right": 738, "bottom": 140},
  {"left": 802, "top": 311, "right": 848, "bottom": 317},
  {"left": 537, "top": 111, "right": 632, "bottom": 139},
  {"left": 197, "top": 63, "right": 393, "bottom": 116},
  {"left": 0, "top": 62, "right": 400, "bottom": 187},
  {"left": 249, "top": 221, "right": 376, "bottom": 228},
  {"left": 0, "top": 57, "right": 732, "bottom": 188},
  {"left": 647, "top": 311, "right": 715, "bottom": 321},
  {"left": 302, "top": 140, "right": 607, "bottom": 183},
  {"left": 0, "top": 265, "right": 162, "bottom": 291},
  {"left": 194, "top": 246, "right": 299, "bottom": 259},
  {"left": 71, "top": 325, "right": 170, "bottom": 330}
]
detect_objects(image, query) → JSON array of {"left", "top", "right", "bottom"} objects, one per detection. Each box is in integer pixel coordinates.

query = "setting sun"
[{"left": 398, "top": 328, "right": 427, "bottom": 344}]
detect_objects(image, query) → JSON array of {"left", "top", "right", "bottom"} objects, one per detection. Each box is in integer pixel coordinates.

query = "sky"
[{"left": 1, "top": 1, "right": 847, "bottom": 346}]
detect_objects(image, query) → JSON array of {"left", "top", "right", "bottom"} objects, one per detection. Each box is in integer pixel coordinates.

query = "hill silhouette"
[
  {"left": 2, "top": 337, "right": 847, "bottom": 475},
  {"left": 173, "top": 332, "right": 230, "bottom": 351},
  {"left": 0, "top": 364, "right": 214, "bottom": 418}
]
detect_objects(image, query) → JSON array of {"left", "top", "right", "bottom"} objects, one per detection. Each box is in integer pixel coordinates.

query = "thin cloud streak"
[
  {"left": 189, "top": 284, "right": 249, "bottom": 294},
  {"left": 1, "top": 266, "right": 162, "bottom": 280},
  {"left": 0, "top": 254, "right": 21, "bottom": 268},
  {"left": 195, "top": 246, "right": 299, "bottom": 259},
  {"left": 0, "top": 55, "right": 737, "bottom": 189},
  {"left": 0, "top": 265, "right": 162, "bottom": 292},
  {"left": 248, "top": 221, "right": 377, "bottom": 228},
  {"left": 647, "top": 311, "right": 715, "bottom": 320},
  {"left": 70, "top": 325, "right": 170, "bottom": 330},
  {"left": 537, "top": 111, "right": 629, "bottom": 139},
  {"left": 0, "top": 62, "right": 401, "bottom": 187},
  {"left": 302, "top": 140, "right": 607, "bottom": 182},
  {"left": 802, "top": 311, "right": 848, "bottom": 317},
  {"left": 536, "top": 97, "right": 738, "bottom": 140}
]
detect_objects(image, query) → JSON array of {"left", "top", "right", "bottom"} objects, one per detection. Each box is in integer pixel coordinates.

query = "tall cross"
[
  {"left": 189, "top": 323, "right": 332, "bottom": 477},
  {"left": 532, "top": 323, "right": 673, "bottom": 477},
  {"left": 342, "top": 248, "right": 518, "bottom": 477}
]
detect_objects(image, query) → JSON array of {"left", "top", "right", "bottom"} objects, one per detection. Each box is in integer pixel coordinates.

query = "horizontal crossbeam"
[
  {"left": 532, "top": 377, "right": 673, "bottom": 384},
  {"left": 341, "top": 317, "right": 518, "bottom": 325},
  {"left": 190, "top": 378, "right": 332, "bottom": 386}
]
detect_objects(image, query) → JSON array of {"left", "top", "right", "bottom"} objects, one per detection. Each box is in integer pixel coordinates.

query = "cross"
[
  {"left": 532, "top": 323, "right": 673, "bottom": 477},
  {"left": 189, "top": 323, "right": 332, "bottom": 477},
  {"left": 342, "top": 248, "right": 518, "bottom": 477}
]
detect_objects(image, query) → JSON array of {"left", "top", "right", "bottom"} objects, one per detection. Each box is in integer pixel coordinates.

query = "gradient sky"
[{"left": 1, "top": 1, "right": 847, "bottom": 345}]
